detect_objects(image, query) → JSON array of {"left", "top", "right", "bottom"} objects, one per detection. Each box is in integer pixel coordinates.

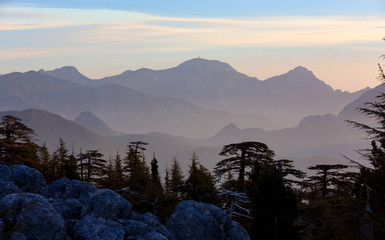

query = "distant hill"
[
  {"left": 39, "top": 66, "right": 92, "bottom": 85},
  {"left": 0, "top": 109, "right": 369, "bottom": 176},
  {"left": 0, "top": 71, "right": 277, "bottom": 138},
  {"left": 74, "top": 111, "right": 121, "bottom": 136},
  {"left": 0, "top": 109, "right": 123, "bottom": 157},
  {"left": 338, "top": 83, "right": 384, "bottom": 123},
  {"left": 196, "top": 113, "right": 366, "bottom": 163},
  {"left": 88, "top": 58, "right": 368, "bottom": 126}
]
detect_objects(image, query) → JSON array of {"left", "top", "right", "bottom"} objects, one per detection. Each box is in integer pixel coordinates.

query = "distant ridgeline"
[{"left": 0, "top": 112, "right": 384, "bottom": 239}]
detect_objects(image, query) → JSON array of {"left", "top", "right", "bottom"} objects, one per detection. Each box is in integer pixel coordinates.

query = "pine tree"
[
  {"left": 123, "top": 141, "right": 149, "bottom": 191},
  {"left": 185, "top": 152, "right": 217, "bottom": 203},
  {"left": 247, "top": 162, "right": 299, "bottom": 240},
  {"left": 52, "top": 138, "right": 69, "bottom": 179},
  {"left": 115, "top": 151, "right": 124, "bottom": 184},
  {"left": 308, "top": 164, "right": 348, "bottom": 198},
  {"left": 79, "top": 150, "right": 106, "bottom": 184},
  {"left": 77, "top": 149, "right": 85, "bottom": 181},
  {"left": 345, "top": 54, "right": 385, "bottom": 238},
  {"left": 0, "top": 115, "right": 39, "bottom": 167},
  {"left": 169, "top": 157, "right": 185, "bottom": 199},
  {"left": 37, "top": 142, "right": 52, "bottom": 181},
  {"left": 151, "top": 153, "right": 163, "bottom": 193},
  {"left": 215, "top": 141, "right": 275, "bottom": 190}
]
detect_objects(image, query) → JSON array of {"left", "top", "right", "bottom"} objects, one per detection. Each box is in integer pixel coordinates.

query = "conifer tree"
[
  {"left": 169, "top": 157, "right": 185, "bottom": 199},
  {"left": 37, "top": 142, "right": 52, "bottom": 181},
  {"left": 77, "top": 149, "right": 85, "bottom": 181},
  {"left": 308, "top": 164, "right": 348, "bottom": 198},
  {"left": 345, "top": 54, "right": 385, "bottom": 238},
  {"left": 185, "top": 152, "right": 217, "bottom": 203},
  {"left": 0, "top": 115, "right": 39, "bottom": 167},
  {"left": 123, "top": 141, "right": 149, "bottom": 191},
  {"left": 151, "top": 153, "right": 163, "bottom": 193},
  {"left": 215, "top": 141, "right": 275, "bottom": 190},
  {"left": 52, "top": 138, "right": 68, "bottom": 178},
  {"left": 79, "top": 150, "right": 106, "bottom": 184},
  {"left": 247, "top": 162, "right": 299, "bottom": 240}
]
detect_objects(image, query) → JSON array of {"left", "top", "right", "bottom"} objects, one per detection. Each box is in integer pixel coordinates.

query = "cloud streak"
[
  {"left": 0, "top": 5, "right": 384, "bottom": 91},
  {"left": 1, "top": 6, "right": 384, "bottom": 50}
]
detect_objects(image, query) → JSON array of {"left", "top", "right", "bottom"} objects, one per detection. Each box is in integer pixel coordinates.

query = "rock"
[
  {"left": 167, "top": 200, "right": 250, "bottom": 240},
  {"left": 143, "top": 231, "right": 169, "bottom": 240},
  {"left": 0, "top": 164, "right": 10, "bottom": 182},
  {"left": 8, "top": 165, "right": 46, "bottom": 193},
  {"left": 81, "top": 188, "right": 133, "bottom": 221},
  {"left": 0, "top": 219, "right": 4, "bottom": 239},
  {"left": 73, "top": 215, "right": 125, "bottom": 240},
  {"left": 134, "top": 213, "right": 172, "bottom": 239},
  {"left": 124, "top": 220, "right": 151, "bottom": 238},
  {"left": 0, "top": 181, "right": 19, "bottom": 200},
  {"left": 62, "top": 179, "right": 98, "bottom": 203},
  {"left": 52, "top": 198, "right": 83, "bottom": 220},
  {"left": 40, "top": 177, "right": 70, "bottom": 199},
  {"left": 0, "top": 193, "right": 67, "bottom": 240},
  {"left": 9, "top": 232, "right": 27, "bottom": 240},
  {"left": 228, "top": 222, "right": 251, "bottom": 240},
  {"left": 65, "top": 219, "right": 78, "bottom": 238}
]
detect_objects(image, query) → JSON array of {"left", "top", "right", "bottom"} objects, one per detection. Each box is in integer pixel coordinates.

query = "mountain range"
[
  {"left": 39, "top": 58, "right": 368, "bottom": 126},
  {"left": 0, "top": 58, "right": 378, "bottom": 174},
  {"left": 0, "top": 70, "right": 277, "bottom": 138}
]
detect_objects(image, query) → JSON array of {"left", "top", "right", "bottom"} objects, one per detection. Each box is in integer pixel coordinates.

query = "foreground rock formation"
[{"left": 0, "top": 164, "right": 250, "bottom": 240}]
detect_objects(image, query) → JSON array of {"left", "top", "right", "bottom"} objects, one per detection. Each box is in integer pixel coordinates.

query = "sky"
[{"left": 0, "top": 0, "right": 384, "bottom": 91}]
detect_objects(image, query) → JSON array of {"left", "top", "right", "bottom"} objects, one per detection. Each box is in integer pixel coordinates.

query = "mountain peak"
[
  {"left": 177, "top": 58, "right": 237, "bottom": 73},
  {"left": 40, "top": 66, "right": 90, "bottom": 84},
  {"left": 74, "top": 111, "right": 119, "bottom": 136},
  {"left": 287, "top": 66, "right": 315, "bottom": 77}
]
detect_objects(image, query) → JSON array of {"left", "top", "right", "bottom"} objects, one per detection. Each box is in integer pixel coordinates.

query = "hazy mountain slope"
[
  {"left": 197, "top": 113, "right": 366, "bottom": 160},
  {"left": 96, "top": 58, "right": 261, "bottom": 102},
  {"left": 39, "top": 66, "right": 92, "bottom": 85},
  {"left": 338, "top": 83, "right": 385, "bottom": 123},
  {"left": 0, "top": 109, "right": 199, "bottom": 175},
  {"left": 0, "top": 71, "right": 278, "bottom": 138},
  {"left": 0, "top": 109, "right": 124, "bottom": 157},
  {"left": 74, "top": 111, "right": 121, "bottom": 136},
  {"left": 92, "top": 58, "right": 367, "bottom": 126}
]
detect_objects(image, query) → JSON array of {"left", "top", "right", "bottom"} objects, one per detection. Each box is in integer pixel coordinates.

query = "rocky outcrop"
[
  {"left": 167, "top": 200, "right": 250, "bottom": 240},
  {"left": 81, "top": 189, "right": 132, "bottom": 221},
  {"left": 0, "top": 164, "right": 250, "bottom": 239},
  {"left": 0, "top": 193, "right": 67, "bottom": 240}
]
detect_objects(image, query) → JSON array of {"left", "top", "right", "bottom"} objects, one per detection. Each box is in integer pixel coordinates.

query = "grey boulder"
[
  {"left": 62, "top": 179, "right": 98, "bottom": 203},
  {"left": 8, "top": 164, "right": 46, "bottom": 193},
  {"left": 81, "top": 188, "right": 133, "bottom": 221},
  {"left": 0, "top": 193, "right": 67, "bottom": 240},
  {"left": 167, "top": 200, "right": 250, "bottom": 240},
  {"left": 73, "top": 215, "right": 125, "bottom": 240},
  {"left": 0, "top": 181, "right": 19, "bottom": 200},
  {"left": 40, "top": 177, "right": 70, "bottom": 199}
]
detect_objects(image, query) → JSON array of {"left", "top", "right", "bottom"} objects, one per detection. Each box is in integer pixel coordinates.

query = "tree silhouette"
[
  {"left": 215, "top": 141, "right": 275, "bottom": 189},
  {"left": 345, "top": 53, "right": 385, "bottom": 238},
  {"left": 79, "top": 150, "right": 106, "bottom": 184},
  {"left": 0, "top": 115, "right": 38, "bottom": 167},
  {"left": 308, "top": 164, "right": 348, "bottom": 198}
]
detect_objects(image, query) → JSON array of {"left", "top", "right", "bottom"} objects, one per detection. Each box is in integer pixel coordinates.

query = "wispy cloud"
[
  {"left": 1, "top": 6, "right": 384, "bottom": 50},
  {"left": 0, "top": 5, "right": 383, "bottom": 91}
]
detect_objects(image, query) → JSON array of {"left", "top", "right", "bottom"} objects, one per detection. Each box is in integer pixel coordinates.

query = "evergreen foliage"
[
  {"left": 185, "top": 152, "right": 217, "bottom": 203},
  {"left": 215, "top": 141, "right": 275, "bottom": 189},
  {"left": 169, "top": 157, "right": 185, "bottom": 199},
  {"left": 78, "top": 149, "right": 106, "bottom": 184},
  {"left": 0, "top": 115, "right": 39, "bottom": 168},
  {"left": 345, "top": 57, "right": 385, "bottom": 239}
]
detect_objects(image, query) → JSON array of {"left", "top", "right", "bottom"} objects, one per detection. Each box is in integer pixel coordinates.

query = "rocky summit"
[{"left": 0, "top": 164, "right": 250, "bottom": 240}]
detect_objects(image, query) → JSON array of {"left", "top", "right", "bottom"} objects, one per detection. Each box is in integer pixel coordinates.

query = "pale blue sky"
[{"left": 0, "top": 0, "right": 384, "bottom": 91}]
